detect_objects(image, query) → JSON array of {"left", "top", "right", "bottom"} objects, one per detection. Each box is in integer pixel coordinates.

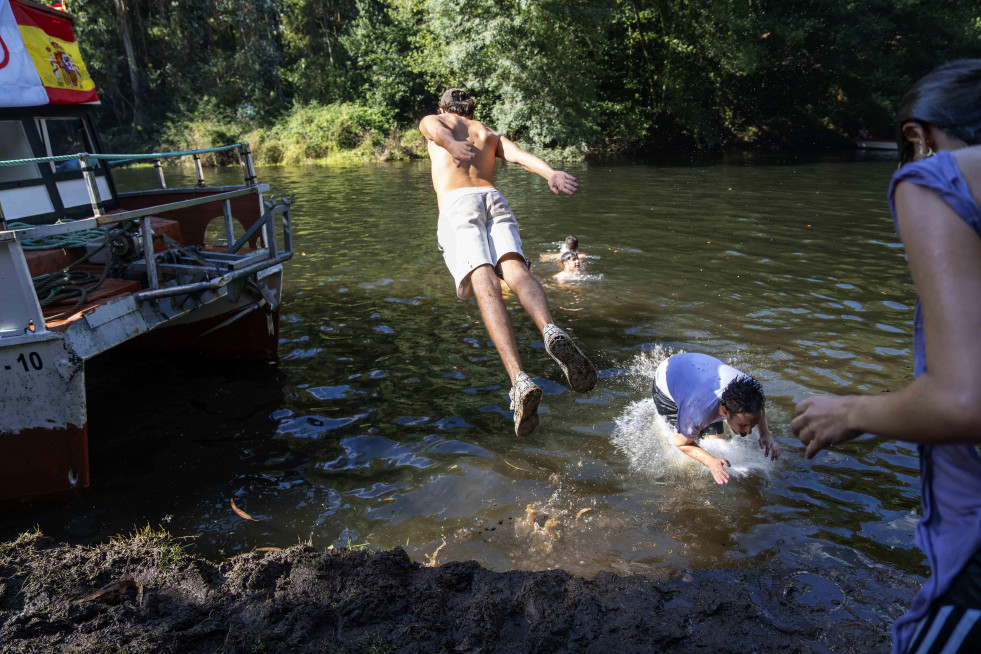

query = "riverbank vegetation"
[{"left": 72, "top": 0, "right": 981, "bottom": 162}]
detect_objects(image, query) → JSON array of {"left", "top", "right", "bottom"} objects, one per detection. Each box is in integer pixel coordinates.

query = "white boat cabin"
[{"left": 0, "top": 108, "right": 115, "bottom": 226}]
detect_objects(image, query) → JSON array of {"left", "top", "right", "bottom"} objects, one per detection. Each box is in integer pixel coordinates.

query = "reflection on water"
[{"left": 0, "top": 158, "right": 928, "bottom": 587}]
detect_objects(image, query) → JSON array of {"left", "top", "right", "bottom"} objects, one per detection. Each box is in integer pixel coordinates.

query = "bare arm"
[
  {"left": 792, "top": 179, "right": 981, "bottom": 458},
  {"left": 496, "top": 135, "right": 578, "bottom": 195},
  {"left": 757, "top": 408, "right": 780, "bottom": 460},
  {"left": 674, "top": 433, "right": 731, "bottom": 484},
  {"left": 419, "top": 115, "right": 475, "bottom": 167}
]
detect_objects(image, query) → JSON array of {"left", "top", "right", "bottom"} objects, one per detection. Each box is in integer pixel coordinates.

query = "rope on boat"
[
  {"left": 0, "top": 142, "right": 247, "bottom": 167},
  {"left": 6, "top": 220, "right": 107, "bottom": 250},
  {"left": 31, "top": 235, "right": 117, "bottom": 316},
  {"left": 5, "top": 218, "right": 118, "bottom": 314}
]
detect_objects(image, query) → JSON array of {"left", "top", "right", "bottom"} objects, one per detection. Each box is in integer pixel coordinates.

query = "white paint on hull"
[{"left": 0, "top": 333, "right": 86, "bottom": 435}]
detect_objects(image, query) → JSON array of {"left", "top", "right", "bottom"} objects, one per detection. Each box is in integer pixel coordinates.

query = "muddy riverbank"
[{"left": 0, "top": 528, "right": 916, "bottom": 653}]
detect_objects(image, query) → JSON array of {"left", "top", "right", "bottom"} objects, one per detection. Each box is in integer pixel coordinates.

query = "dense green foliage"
[{"left": 68, "top": 0, "right": 981, "bottom": 159}]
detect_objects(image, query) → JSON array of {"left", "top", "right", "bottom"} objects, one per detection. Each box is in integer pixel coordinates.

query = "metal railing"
[
  {"left": 0, "top": 142, "right": 292, "bottom": 307},
  {"left": 0, "top": 142, "right": 259, "bottom": 220}
]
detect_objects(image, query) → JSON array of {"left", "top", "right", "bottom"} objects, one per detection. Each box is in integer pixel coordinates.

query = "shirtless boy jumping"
[{"left": 419, "top": 88, "right": 596, "bottom": 437}]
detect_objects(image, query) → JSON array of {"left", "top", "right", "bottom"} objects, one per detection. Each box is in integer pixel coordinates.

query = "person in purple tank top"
[{"left": 792, "top": 60, "right": 981, "bottom": 654}]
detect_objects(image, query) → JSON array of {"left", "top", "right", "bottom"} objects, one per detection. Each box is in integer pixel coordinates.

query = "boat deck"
[
  {"left": 42, "top": 277, "right": 142, "bottom": 332},
  {"left": 23, "top": 216, "right": 184, "bottom": 332}
]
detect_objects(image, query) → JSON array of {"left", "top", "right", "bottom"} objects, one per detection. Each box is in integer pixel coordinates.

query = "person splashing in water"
[
  {"left": 418, "top": 88, "right": 597, "bottom": 438},
  {"left": 654, "top": 352, "right": 780, "bottom": 484}
]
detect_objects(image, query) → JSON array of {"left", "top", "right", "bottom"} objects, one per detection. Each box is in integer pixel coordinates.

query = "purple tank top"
[{"left": 887, "top": 151, "right": 981, "bottom": 654}]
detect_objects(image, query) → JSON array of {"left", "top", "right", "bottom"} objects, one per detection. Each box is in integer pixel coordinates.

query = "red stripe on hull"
[
  {"left": 0, "top": 423, "right": 89, "bottom": 509},
  {"left": 127, "top": 306, "right": 281, "bottom": 359}
]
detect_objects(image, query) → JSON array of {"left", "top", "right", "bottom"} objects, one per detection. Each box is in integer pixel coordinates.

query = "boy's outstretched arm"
[
  {"left": 674, "top": 432, "right": 731, "bottom": 484},
  {"left": 496, "top": 135, "right": 578, "bottom": 195}
]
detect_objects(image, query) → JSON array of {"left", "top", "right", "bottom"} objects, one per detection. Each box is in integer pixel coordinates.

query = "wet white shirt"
[{"left": 654, "top": 353, "right": 742, "bottom": 438}]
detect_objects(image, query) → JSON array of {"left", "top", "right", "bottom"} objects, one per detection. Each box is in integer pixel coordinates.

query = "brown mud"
[{"left": 0, "top": 529, "right": 916, "bottom": 653}]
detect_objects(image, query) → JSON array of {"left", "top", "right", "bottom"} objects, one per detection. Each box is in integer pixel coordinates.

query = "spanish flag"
[{"left": 0, "top": 0, "right": 98, "bottom": 107}]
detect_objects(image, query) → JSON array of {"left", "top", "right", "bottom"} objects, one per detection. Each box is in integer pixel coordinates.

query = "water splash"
[
  {"left": 612, "top": 348, "right": 772, "bottom": 483},
  {"left": 561, "top": 272, "right": 604, "bottom": 282}
]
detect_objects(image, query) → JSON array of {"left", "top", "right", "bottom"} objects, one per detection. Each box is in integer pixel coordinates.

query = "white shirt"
[{"left": 655, "top": 353, "right": 742, "bottom": 438}]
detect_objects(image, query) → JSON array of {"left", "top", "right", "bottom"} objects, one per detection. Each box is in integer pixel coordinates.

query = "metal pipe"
[
  {"left": 80, "top": 154, "right": 102, "bottom": 218},
  {"left": 154, "top": 159, "right": 166, "bottom": 188},
  {"left": 13, "top": 217, "right": 98, "bottom": 240},
  {"left": 265, "top": 208, "right": 278, "bottom": 259},
  {"left": 134, "top": 253, "right": 291, "bottom": 301},
  {"left": 141, "top": 216, "right": 159, "bottom": 290},
  {"left": 96, "top": 187, "right": 258, "bottom": 227},
  {"left": 193, "top": 154, "right": 206, "bottom": 187},
  {"left": 281, "top": 207, "right": 292, "bottom": 254},
  {"left": 240, "top": 144, "right": 257, "bottom": 187},
  {"left": 229, "top": 203, "right": 288, "bottom": 254},
  {"left": 223, "top": 199, "right": 235, "bottom": 253}
]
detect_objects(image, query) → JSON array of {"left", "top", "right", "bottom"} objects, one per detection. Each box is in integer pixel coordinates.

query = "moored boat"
[
  {"left": 852, "top": 137, "right": 898, "bottom": 151},
  {"left": 0, "top": 0, "right": 295, "bottom": 507}
]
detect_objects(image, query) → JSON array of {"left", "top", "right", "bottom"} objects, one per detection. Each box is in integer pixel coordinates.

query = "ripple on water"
[
  {"left": 320, "top": 435, "right": 434, "bottom": 471},
  {"left": 306, "top": 385, "right": 355, "bottom": 400},
  {"left": 432, "top": 417, "right": 474, "bottom": 430},
  {"left": 393, "top": 416, "right": 430, "bottom": 426},
  {"left": 277, "top": 413, "right": 370, "bottom": 438}
]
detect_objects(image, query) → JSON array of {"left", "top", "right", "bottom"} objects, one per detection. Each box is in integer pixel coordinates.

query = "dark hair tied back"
[{"left": 895, "top": 59, "right": 981, "bottom": 165}]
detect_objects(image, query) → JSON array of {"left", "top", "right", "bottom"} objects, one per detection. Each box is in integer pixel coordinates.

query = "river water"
[{"left": 2, "top": 155, "right": 924, "bottom": 612}]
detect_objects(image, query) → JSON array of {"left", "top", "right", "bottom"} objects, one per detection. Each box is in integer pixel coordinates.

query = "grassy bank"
[{"left": 147, "top": 102, "right": 430, "bottom": 167}]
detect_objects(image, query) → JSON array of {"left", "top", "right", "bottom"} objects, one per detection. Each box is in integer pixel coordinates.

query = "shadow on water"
[{"left": 0, "top": 350, "right": 287, "bottom": 545}]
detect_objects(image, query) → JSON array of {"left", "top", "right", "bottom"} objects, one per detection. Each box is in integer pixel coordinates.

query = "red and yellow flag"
[{"left": 0, "top": 0, "right": 97, "bottom": 106}]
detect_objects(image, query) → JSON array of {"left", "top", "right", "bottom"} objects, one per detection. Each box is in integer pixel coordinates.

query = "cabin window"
[
  {"left": 0, "top": 121, "right": 42, "bottom": 184},
  {"left": 37, "top": 117, "right": 99, "bottom": 173}
]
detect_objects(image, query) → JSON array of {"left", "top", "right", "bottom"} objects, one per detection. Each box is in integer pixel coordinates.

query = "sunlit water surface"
[{"left": 2, "top": 156, "right": 924, "bottom": 601}]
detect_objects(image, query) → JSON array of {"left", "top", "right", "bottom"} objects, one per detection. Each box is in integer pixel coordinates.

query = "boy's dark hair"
[
  {"left": 720, "top": 375, "right": 765, "bottom": 415},
  {"left": 896, "top": 59, "right": 981, "bottom": 165},
  {"left": 439, "top": 88, "right": 476, "bottom": 118},
  {"left": 564, "top": 235, "right": 579, "bottom": 250}
]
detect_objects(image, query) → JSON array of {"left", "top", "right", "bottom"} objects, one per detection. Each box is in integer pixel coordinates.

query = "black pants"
[
  {"left": 905, "top": 547, "right": 981, "bottom": 654},
  {"left": 651, "top": 382, "right": 724, "bottom": 437}
]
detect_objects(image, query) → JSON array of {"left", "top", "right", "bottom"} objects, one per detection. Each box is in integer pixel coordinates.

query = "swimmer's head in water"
[
  {"left": 895, "top": 59, "right": 981, "bottom": 165},
  {"left": 438, "top": 88, "right": 476, "bottom": 118},
  {"left": 560, "top": 250, "right": 580, "bottom": 271},
  {"left": 564, "top": 235, "right": 579, "bottom": 251},
  {"left": 720, "top": 375, "right": 765, "bottom": 436}
]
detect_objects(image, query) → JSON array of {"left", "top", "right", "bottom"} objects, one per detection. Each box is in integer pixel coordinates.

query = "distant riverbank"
[
  {"left": 143, "top": 103, "right": 429, "bottom": 168},
  {"left": 0, "top": 528, "right": 909, "bottom": 653},
  {"left": 122, "top": 101, "right": 861, "bottom": 169}
]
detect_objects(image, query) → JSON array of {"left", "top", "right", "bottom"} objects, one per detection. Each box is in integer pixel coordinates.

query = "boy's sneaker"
[
  {"left": 509, "top": 372, "right": 542, "bottom": 437},
  {"left": 543, "top": 324, "right": 596, "bottom": 393}
]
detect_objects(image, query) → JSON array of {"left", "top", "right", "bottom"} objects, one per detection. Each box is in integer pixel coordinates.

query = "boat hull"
[
  {"left": 0, "top": 268, "right": 284, "bottom": 507},
  {"left": 0, "top": 334, "right": 89, "bottom": 508},
  {"left": 0, "top": 424, "right": 89, "bottom": 510}
]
